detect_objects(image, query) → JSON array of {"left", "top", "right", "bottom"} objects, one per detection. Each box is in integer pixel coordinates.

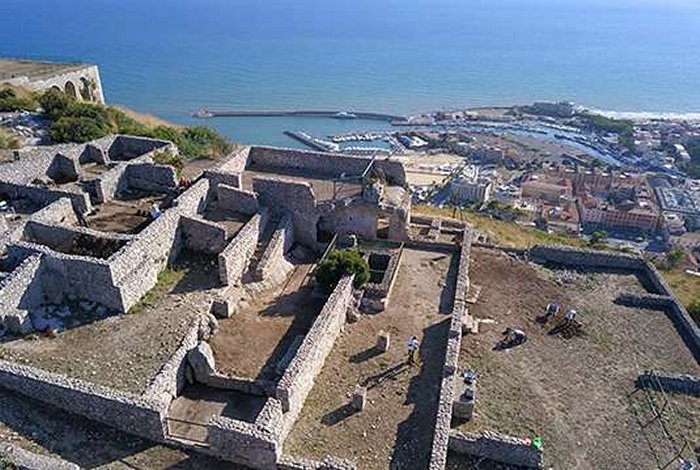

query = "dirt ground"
[
  {"left": 456, "top": 247, "right": 700, "bottom": 469},
  {"left": 210, "top": 259, "right": 321, "bottom": 381},
  {"left": 0, "top": 388, "right": 246, "bottom": 469},
  {"left": 285, "top": 247, "right": 458, "bottom": 469},
  {"left": 87, "top": 194, "right": 169, "bottom": 234},
  {"left": 0, "top": 251, "right": 220, "bottom": 394}
]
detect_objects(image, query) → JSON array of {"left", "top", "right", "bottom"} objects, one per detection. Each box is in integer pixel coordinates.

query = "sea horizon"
[{"left": 2, "top": 0, "right": 700, "bottom": 144}]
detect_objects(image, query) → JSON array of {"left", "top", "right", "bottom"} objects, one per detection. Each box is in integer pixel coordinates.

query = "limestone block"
[{"left": 187, "top": 342, "right": 216, "bottom": 383}]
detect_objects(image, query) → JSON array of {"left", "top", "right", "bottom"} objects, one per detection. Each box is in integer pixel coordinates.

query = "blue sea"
[{"left": 2, "top": 0, "right": 700, "bottom": 146}]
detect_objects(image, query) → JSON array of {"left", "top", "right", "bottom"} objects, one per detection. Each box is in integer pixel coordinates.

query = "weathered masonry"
[{"left": 0, "top": 58, "right": 105, "bottom": 103}]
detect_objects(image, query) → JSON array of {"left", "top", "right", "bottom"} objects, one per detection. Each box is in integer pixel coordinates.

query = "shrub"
[
  {"left": 50, "top": 116, "right": 110, "bottom": 143},
  {"left": 665, "top": 248, "right": 684, "bottom": 270},
  {"left": 152, "top": 148, "right": 184, "bottom": 174},
  {"left": 39, "top": 88, "right": 74, "bottom": 120},
  {"left": 588, "top": 230, "right": 608, "bottom": 248},
  {"left": 0, "top": 85, "right": 38, "bottom": 112},
  {"left": 315, "top": 249, "right": 370, "bottom": 293}
]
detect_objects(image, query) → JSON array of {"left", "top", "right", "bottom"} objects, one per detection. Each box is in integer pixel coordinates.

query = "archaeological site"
[{"left": 0, "top": 138, "right": 698, "bottom": 469}]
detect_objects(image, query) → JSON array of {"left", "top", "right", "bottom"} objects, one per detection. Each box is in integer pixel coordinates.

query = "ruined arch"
[
  {"left": 64, "top": 80, "right": 79, "bottom": 100},
  {"left": 49, "top": 85, "right": 62, "bottom": 94}
]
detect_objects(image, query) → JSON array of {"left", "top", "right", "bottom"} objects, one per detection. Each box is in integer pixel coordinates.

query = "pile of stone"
[{"left": 29, "top": 299, "right": 111, "bottom": 334}]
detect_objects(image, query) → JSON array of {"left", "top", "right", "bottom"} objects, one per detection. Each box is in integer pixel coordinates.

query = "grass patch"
[
  {"left": 660, "top": 270, "right": 700, "bottom": 314},
  {"left": 128, "top": 267, "right": 186, "bottom": 315},
  {"left": 414, "top": 204, "right": 584, "bottom": 249}
]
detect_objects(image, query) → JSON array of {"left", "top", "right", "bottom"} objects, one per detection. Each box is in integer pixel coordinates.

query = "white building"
[{"left": 450, "top": 166, "right": 494, "bottom": 205}]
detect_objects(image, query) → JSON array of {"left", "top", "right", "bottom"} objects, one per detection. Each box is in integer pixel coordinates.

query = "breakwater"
[{"left": 193, "top": 109, "right": 407, "bottom": 122}]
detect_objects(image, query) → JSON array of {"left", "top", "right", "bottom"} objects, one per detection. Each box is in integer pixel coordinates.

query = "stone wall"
[
  {"left": 317, "top": 200, "right": 378, "bottom": 241},
  {"left": 0, "top": 442, "right": 80, "bottom": 470},
  {"left": 0, "top": 359, "right": 166, "bottom": 442},
  {"left": 528, "top": 245, "right": 700, "bottom": 363},
  {"left": 206, "top": 416, "right": 280, "bottom": 470},
  {"left": 143, "top": 316, "right": 203, "bottom": 408},
  {"left": 46, "top": 152, "right": 80, "bottom": 184},
  {"left": 124, "top": 163, "right": 178, "bottom": 194},
  {"left": 108, "top": 179, "right": 209, "bottom": 312},
  {"left": 0, "top": 182, "right": 92, "bottom": 214},
  {"left": 256, "top": 215, "right": 294, "bottom": 284},
  {"left": 92, "top": 154, "right": 154, "bottom": 204},
  {"left": 277, "top": 454, "right": 356, "bottom": 470},
  {"left": 6, "top": 241, "right": 124, "bottom": 311},
  {"left": 204, "top": 147, "right": 248, "bottom": 192},
  {"left": 107, "top": 135, "right": 173, "bottom": 161},
  {"left": 448, "top": 431, "right": 543, "bottom": 468},
  {"left": 428, "top": 228, "right": 472, "bottom": 470},
  {"left": 529, "top": 245, "right": 644, "bottom": 271},
  {"left": 637, "top": 370, "right": 700, "bottom": 397},
  {"left": 0, "top": 255, "right": 44, "bottom": 335},
  {"left": 253, "top": 177, "right": 317, "bottom": 248},
  {"left": 248, "top": 146, "right": 406, "bottom": 185},
  {"left": 28, "top": 198, "right": 77, "bottom": 225},
  {"left": 275, "top": 276, "right": 354, "bottom": 439},
  {"left": 23, "top": 220, "right": 132, "bottom": 259},
  {"left": 217, "top": 184, "right": 259, "bottom": 215},
  {"left": 179, "top": 216, "right": 227, "bottom": 255},
  {"left": 218, "top": 212, "right": 266, "bottom": 286}
]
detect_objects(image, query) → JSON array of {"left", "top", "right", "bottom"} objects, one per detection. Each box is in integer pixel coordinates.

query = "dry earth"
[
  {"left": 285, "top": 247, "right": 458, "bottom": 469},
  {"left": 456, "top": 247, "right": 700, "bottom": 469}
]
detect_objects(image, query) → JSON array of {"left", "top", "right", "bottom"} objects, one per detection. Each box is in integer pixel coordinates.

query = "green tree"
[
  {"left": 315, "top": 249, "right": 370, "bottom": 293},
  {"left": 589, "top": 230, "right": 608, "bottom": 248}
]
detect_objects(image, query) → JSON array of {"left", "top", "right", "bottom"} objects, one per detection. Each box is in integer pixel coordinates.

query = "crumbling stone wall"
[
  {"left": 248, "top": 146, "right": 406, "bottom": 185},
  {"left": 7, "top": 241, "right": 124, "bottom": 311},
  {"left": 179, "top": 216, "right": 227, "bottom": 255},
  {"left": 204, "top": 147, "right": 248, "bottom": 192},
  {"left": 529, "top": 245, "right": 644, "bottom": 270},
  {"left": 218, "top": 212, "right": 266, "bottom": 286},
  {"left": 217, "top": 184, "right": 259, "bottom": 215},
  {"left": 254, "top": 177, "right": 317, "bottom": 248},
  {"left": 317, "top": 200, "right": 378, "bottom": 241},
  {"left": 124, "top": 163, "right": 178, "bottom": 194},
  {"left": 256, "top": 215, "right": 294, "bottom": 284},
  {"left": 108, "top": 179, "right": 209, "bottom": 312},
  {"left": 28, "top": 197, "right": 77, "bottom": 225},
  {"left": 206, "top": 416, "right": 280, "bottom": 470},
  {"left": 528, "top": 245, "right": 700, "bottom": 362},
  {"left": 47, "top": 152, "right": 80, "bottom": 184},
  {"left": 637, "top": 370, "right": 700, "bottom": 396},
  {"left": 277, "top": 454, "right": 356, "bottom": 470},
  {"left": 0, "top": 182, "right": 92, "bottom": 214},
  {"left": 429, "top": 228, "right": 472, "bottom": 470},
  {"left": 23, "top": 220, "right": 132, "bottom": 259},
  {"left": 143, "top": 316, "right": 203, "bottom": 408},
  {"left": 0, "top": 442, "right": 79, "bottom": 470},
  {"left": 0, "top": 255, "right": 44, "bottom": 335},
  {"left": 0, "top": 359, "right": 166, "bottom": 442},
  {"left": 275, "top": 276, "right": 354, "bottom": 439},
  {"left": 107, "top": 135, "right": 173, "bottom": 161},
  {"left": 448, "top": 431, "right": 543, "bottom": 468}
]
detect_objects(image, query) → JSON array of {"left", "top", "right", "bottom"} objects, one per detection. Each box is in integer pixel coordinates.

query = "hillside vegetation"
[{"left": 0, "top": 84, "right": 233, "bottom": 159}]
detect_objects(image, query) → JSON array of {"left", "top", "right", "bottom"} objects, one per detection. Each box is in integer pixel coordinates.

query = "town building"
[{"left": 450, "top": 165, "right": 493, "bottom": 205}]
